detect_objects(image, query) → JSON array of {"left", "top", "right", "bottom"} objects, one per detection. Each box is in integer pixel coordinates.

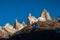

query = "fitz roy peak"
[{"left": 40, "top": 9, "right": 52, "bottom": 20}]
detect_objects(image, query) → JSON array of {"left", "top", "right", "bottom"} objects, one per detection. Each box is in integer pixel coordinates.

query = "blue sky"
[{"left": 0, "top": 0, "right": 60, "bottom": 26}]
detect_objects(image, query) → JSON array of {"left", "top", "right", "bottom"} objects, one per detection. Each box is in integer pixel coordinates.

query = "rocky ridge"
[{"left": 0, "top": 9, "right": 60, "bottom": 39}]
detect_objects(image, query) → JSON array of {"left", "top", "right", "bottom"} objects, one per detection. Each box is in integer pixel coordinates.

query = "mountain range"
[{"left": 0, "top": 9, "right": 60, "bottom": 40}]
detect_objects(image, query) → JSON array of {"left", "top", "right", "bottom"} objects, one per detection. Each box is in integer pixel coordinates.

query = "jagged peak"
[
  {"left": 29, "top": 13, "right": 32, "bottom": 17},
  {"left": 15, "top": 19, "right": 18, "bottom": 22},
  {"left": 40, "top": 9, "right": 52, "bottom": 20},
  {"left": 41, "top": 9, "right": 48, "bottom": 15},
  {"left": 22, "top": 21, "right": 27, "bottom": 27},
  {"left": 14, "top": 19, "right": 26, "bottom": 31},
  {"left": 4, "top": 23, "right": 13, "bottom": 30},
  {"left": 28, "top": 13, "right": 35, "bottom": 18},
  {"left": 14, "top": 19, "right": 22, "bottom": 27},
  {"left": 28, "top": 13, "right": 38, "bottom": 24},
  {"left": 0, "top": 9, "right": 60, "bottom": 39},
  {"left": 5, "top": 23, "right": 11, "bottom": 27},
  {"left": 22, "top": 21, "right": 25, "bottom": 24},
  {"left": 5, "top": 23, "right": 13, "bottom": 27},
  {"left": 14, "top": 19, "right": 22, "bottom": 24},
  {"left": 28, "top": 13, "right": 36, "bottom": 19},
  {"left": 43, "top": 9, "right": 47, "bottom": 12}
]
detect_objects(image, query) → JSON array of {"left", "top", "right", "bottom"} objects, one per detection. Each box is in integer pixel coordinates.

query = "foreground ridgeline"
[{"left": 0, "top": 9, "right": 60, "bottom": 39}]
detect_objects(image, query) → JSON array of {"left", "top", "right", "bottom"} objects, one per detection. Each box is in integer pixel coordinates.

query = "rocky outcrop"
[{"left": 0, "top": 27, "right": 9, "bottom": 39}]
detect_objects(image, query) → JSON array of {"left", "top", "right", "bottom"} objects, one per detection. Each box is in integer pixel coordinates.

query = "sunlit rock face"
[
  {"left": 0, "top": 27, "right": 9, "bottom": 39},
  {"left": 38, "top": 17, "right": 46, "bottom": 21},
  {"left": 28, "top": 9, "right": 52, "bottom": 24},
  {"left": 41, "top": 9, "right": 52, "bottom": 21},
  {"left": 14, "top": 19, "right": 27, "bottom": 31},
  {"left": 28, "top": 13, "right": 38, "bottom": 25},
  {"left": 3, "top": 23, "right": 16, "bottom": 35}
]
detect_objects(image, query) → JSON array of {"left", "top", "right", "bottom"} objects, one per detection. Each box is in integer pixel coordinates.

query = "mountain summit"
[
  {"left": 41, "top": 9, "right": 52, "bottom": 20},
  {"left": 14, "top": 19, "right": 27, "bottom": 31}
]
